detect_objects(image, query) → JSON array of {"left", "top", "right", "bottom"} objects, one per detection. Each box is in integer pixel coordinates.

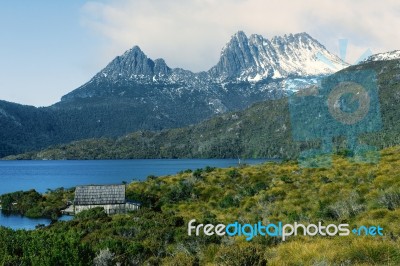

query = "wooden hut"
[{"left": 73, "top": 184, "right": 140, "bottom": 215}]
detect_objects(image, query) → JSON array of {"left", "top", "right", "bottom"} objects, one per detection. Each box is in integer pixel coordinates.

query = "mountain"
[
  {"left": 209, "top": 31, "right": 347, "bottom": 81},
  {"left": 363, "top": 50, "right": 400, "bottom": 63},
  {"left": 62, "top": 31, "right": 347, "bottom": 102},
  {"left": 8, "top": 55, "right": 400, "bottom": 160},
  {"left": 0, "top": 31, "right": 348, "bottom": 157},
  {"left": 0, "top": 101, "right": 60, "bottom": 156}
]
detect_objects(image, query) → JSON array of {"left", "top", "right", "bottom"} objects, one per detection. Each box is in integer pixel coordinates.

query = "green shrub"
[
  {"left": 219, "top": 194, "right": 240, "bottom": 208},
  {"left": 193, "top": 168, "right": 203, "bottom": 179},
  {"left": 164, "top": 181, "right": 194, "bottom": 203},
  {"left": 378, "top": 188, "right": 400, "bottom": 210},
  {"left": 146, "top": 175, "right": 157, "bottom": 181},
  {"left": 204, "top": 166, "right": 216, "bottom": 173},
  {"left": 227, "top": 169, "right": 241, "bottom": 178},
  {"left": 215, "top": 243, "right": 266, "bottom": 266}
]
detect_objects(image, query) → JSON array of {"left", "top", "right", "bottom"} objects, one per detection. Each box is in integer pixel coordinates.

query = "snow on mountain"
[
  {"left": 62, "top": 31, "right": 348, "bottom": 103},
  {"left": 87, "top": 31, "right": 348, "bottom": 85},
  {"left": 209, "top": 31, "right": 349, "bottom": 82},
  {"left": 362, "top": 50, "right": 400, "bottom": 63}
]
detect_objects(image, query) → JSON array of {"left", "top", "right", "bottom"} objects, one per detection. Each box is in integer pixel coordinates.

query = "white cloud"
[{"left": 81, "top": 0, "right": 400, "bottom": 71}]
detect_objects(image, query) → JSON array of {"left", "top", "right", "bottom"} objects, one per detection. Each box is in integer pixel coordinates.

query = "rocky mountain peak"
[
  {"left": 153, "top": 58, "right": 171, "bottom": 76},
  {"left": 209, "top": 31, "right": 349, "bottom": 81},
  {"left": 96, "top": 45, "right": 171, "bottom": 81},
  {"left": 210, "top": 31, "right": 256, "bottom": 79},
  {"left": 232, "top": 30, "right": 248, "bottom": 43}
]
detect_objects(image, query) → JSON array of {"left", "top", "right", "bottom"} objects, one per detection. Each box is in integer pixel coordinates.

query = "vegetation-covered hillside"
[
  {"left": 1, "top": 146, "right": 400, "bottom": 265},
  {"left": 7, "top": 59, "right": 400, "bottom": 160}
]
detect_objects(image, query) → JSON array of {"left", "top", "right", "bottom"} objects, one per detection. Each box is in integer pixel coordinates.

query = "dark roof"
[{"left": 74, "top": 185, "right": 126, "bottom": 205}]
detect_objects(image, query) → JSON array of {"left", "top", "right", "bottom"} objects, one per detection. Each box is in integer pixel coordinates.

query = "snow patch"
[{"left": 362, "top": 50, "right": 400, "bottom": 63}]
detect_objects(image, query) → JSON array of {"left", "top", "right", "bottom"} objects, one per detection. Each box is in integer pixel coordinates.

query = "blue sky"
[
  {"left": 1, "top": 0, "right": 399, "bottom": 107},
  {"left": 0, "top": 1, "right": 100, "bottom": 106}
]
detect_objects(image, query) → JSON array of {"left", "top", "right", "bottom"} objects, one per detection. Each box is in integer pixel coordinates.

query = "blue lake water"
[
  {"left": 0, "top": 159, "right": 267, "bottom": 229},
  {"left": 0, "top": 159, "right": 266, "bottom": 194},
  {"left": 0, "top": 212, "right": 73, "bottom": 230}
]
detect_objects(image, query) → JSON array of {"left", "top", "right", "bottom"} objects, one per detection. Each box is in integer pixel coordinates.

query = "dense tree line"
[{"left": 0, "top": 80, "right": 281, "bottom": 158}]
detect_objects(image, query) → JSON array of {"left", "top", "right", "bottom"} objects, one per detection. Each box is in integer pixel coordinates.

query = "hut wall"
[{"left": 74, "top": 202, "right": 140, "bottom": 215}]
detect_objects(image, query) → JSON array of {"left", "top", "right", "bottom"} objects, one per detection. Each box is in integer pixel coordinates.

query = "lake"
[
  {"left": 0, "top": 159, "right": 266, "bottom": 194},
  {"left": 0, "top": 159, "right": 266, "bottom": 229},
  {"left": 0, "top": 212, "right": 73, "bottom": 230}
]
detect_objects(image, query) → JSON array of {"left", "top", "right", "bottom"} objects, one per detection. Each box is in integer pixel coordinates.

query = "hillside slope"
[{"left": 7, "top": 57, "right": 400, "bottom": 160}]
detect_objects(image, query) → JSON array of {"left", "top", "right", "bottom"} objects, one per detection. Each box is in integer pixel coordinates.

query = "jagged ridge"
[
  {"left": 62, "top": 31, "right": 348, "bottom": 101},
  {"left": 210, "top": 31, "right": 348, "bottom": 81}
]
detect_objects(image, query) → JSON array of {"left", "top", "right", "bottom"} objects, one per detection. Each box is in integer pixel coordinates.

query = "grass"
[{"left": 124, "top": 146, "right": 400, "bottom": 264}]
